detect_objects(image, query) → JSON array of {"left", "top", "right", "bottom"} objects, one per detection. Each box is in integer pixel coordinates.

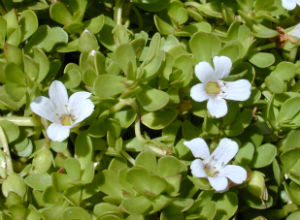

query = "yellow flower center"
[
  {"left": 205, "top": 82, "right": 220, "bottom": 95},
  {"left": 204, "top": 163, "right": 218, "bottom": 177},
  {"left": 60, "top": 114, "right": 75, "bottom": 126}
]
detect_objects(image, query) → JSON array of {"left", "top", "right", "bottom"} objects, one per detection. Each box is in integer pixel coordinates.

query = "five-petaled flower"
[
  {"left": 190, "top": 56, "right": 251, "bottom": 118},
  {"left": 281, "top": 0, "right": 300, "bottom": 10},
  {"left": 30, "top": 80, "right": 94, "bottom": 142},
  {"left": 184, "top": 137, "right": 247, "bottom": 192}
]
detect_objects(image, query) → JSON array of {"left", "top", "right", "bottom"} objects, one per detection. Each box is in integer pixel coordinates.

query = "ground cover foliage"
[{"left": 0, "top": 0, "right": 300, "bottom": 219}]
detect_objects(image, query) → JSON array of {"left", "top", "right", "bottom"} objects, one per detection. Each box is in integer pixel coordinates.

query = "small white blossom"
[
  {"left": 190, "top": 56, "right": 251, "bottom": 118},
  {"left": 288, "top": 23, "right": 300, "bottom": 41},
  {"left": 184, "top": 138, "right": 247, "bottom": 192},
  {"left": 281, "top": 0, "right": 300, "bottom": 10},
  {"left": 30, "top": 81, "right": 94, "bottom": 142}
]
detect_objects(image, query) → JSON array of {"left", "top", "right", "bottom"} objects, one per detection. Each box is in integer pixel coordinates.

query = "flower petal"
[
  {"left": 30, "top": 96, "right": 57, "bottom": 122},
  {"left": 207, "top": 98, "right": 228, "bottom": 118},
  {"left": 47, "top": 123, "right": 71, "bottom": 142},
  {"left": 190, "top": 159, "right": 208, "bottom": 178},
  {"left": 211, "top": 138, "right": 238, "bottom": 166},
  {"left": 190, "top": 83, "right": 209, "bottom": 102},
  {"left": 281, "top": 0, "right": 297, "bottom": 10},
  {"left": 208, "top": 176, "right": 228, "bottom": 192},
  {"left": 289, "top": 23, "right": 300, "bottom": 39},
  {"left": 184, "top": 138, "right": 210, "bottom": 159},
  {"left": 48, "top": 81, "right": 68, "bottom": 113},
  {"left": 221, "top": 165, "right": 247, "bottom": 184},
  {"left": 69, "top": 92, "right": 94, "bottom": 124},
  {"left": 223, "top": 79, "right": 251, "bottom": 101},
  {"left": 195, "top": 61, "right": 215, "bottom": 83},
  {"left": 213, "top": 56, "right": 232, "bottom": 79}
]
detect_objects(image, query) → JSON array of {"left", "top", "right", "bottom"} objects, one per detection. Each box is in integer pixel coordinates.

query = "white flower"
[
  {"left": 281, "top": 0, "right": 300, "bottom": 10},
  {"left": 30, "top": 81, "right": 94, "bottom": 142},
  {"left": 288, "top": 23, "right": 300, "bottom": 40},
  {"left": 190, "top": 56, "right": 251, "bottom": 118},
  {"left": 184, "top": 138, "right": 247, "bottom": 192}
]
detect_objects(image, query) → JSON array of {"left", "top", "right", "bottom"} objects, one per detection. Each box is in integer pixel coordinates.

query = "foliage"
[{"left": 0, "top": 0, "right": 300, "bottom": 219}]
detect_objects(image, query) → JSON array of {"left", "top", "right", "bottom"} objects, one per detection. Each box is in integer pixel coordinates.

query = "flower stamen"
[
  {"left": 205, "top": 82, "right": 220, "bottom": 94},
  {"left": 60, "top": 114, "right": 75, "bottom": 125}
]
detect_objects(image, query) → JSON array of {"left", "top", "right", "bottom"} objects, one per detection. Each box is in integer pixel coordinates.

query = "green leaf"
[
  {"left": 33, "top": 47, "right": 50, "bottom": 82},
  {"left": 94, "top": 74, "right": 126, "bottom": 99},
  {"left": 114, "top": 44, "right": 137, "bottom": 80},
  {"left": 141, "top": 109, "right": 177, "bottom": 130},
  {"left": 189, "top": 32, "right": 221, "bottom": 63},
  {"left": 154, "top": 15, "right": 175, "bottom": 35},
  {"left": 27, "top": 26, "right": 68, "bottom": 52},
  {"left": 61, "top": 63, "right": 81, "bottom": 89},
  {"left": 0, "top": 120, "right": 20, "bottom": 143},
  {"left": 75, "top": 134, "right": 93, "bottom": 169},
  {"left": 271, "top": 62, "right": 296, "bottom": 81},
  {"left": 137, "top": 86, "right": 169, "bottom": 111},
  {"left": 280, "top": 149, "right": 300, "bottom": 173},
  {"left": 85, "top": 14, "right": 105, "bottom": 34},
  {"left": 135, "top": 151, "right": 157, "bottom": 172},
  {"left": 113, "top": 109, "right": 137, "bottom": 128},
  {"left": 78, "top": 30, "right": 99, "bottom": 52},
  {"left": 126, "top": 167, "right": 168, "bottom": 197},
  {"left": 252, "top": 24, "right": 278, "bottom": 38},
  {"left": 19, "top": 10, "right": 38, "bottom": 41},
  {"left": 50, "top": 2, "right": 73, "bottom": 25},
  {"left": 23, "top": 54, "right": 39, "bottom": 81},
  {"left": 213, "top": 192, "right": 238, "bottom": 220},
  {"left": 252, "top": 143, "right": 277, "bottom": 168},
  {"left": 63, "top": 207, "right": 92, "bottom": 220},
  {"left": 144, "top": 32, "right": 161, "bottom": 64},
  {"left": 265, "top": 74, "right": 287, "bottom": 94},
  {"left": 4, "top": 43, "right": 22, "bottom": 65},
  {"left": 64, "top": 158, "right": 81, "bottom": 181},
  {"left": 235, "top": 142, "right": 255, "bottom": 165},
  {"left": 32, "top": 147, "right": 53, "bottom": 174},
  {"left": 278, "top": 97, "right": 300, "bottom": 127},
  {"left": 94, "top": 203, "right": 121, "bottom": 217},
  {"left": 50, "top": 141, "right": 68, "bottom": 153},
  {"left": 157, "top": 156, "right": 186, "bottom": 177},
  {"left": 2, "top": 173, "right": 27, "bottom": 198},
  {"left": 43, "top": 186, "right": 63, "bottom": 204},
  {"left": 3, "top": 9, "right": 18, "bottom": 36},
  {"left": 13, "top": 138, "right": 33, "bottom": 157},
  {"left": 52, "top": 173, "right": 73, "bottom": 191},
  {"left": 168, "top": 1, "right": 188, "bottom": 25},
  {"left": 249, "top": 52, "right": 275, "bottom": 68},
  {"left": 121, "top": 196, "right": 152, "bottom": 215},
  {"left": 24, "top": 173, "right": 52, "bottom": 191}
]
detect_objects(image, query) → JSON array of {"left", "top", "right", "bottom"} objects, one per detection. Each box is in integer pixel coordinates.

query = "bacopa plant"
[{"left": 0, "top": 0, "right": 300, "bottom": 220}]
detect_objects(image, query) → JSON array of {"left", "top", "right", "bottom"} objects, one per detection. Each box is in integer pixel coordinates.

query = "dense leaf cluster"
[{"left": 0, "top": 0, "right": 300, "bottom": 219}]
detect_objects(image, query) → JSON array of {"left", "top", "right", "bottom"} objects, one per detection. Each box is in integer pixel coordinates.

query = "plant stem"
[
  {"left": 0, "top": 116, "right": 37, "bottom": 126},
  {"left": 255, "top": 42, "right": 277, "bottom": 52},
  {"left": 135, "top": 118, "right": 145, "bottom": 142},
  {"left": 0, "top": 125, "right": 13, "bottom": 175},
  {"left": 114, "top": 0, "right": 124, "bottom": 25},
  {"left": 121, "top": 150, "right": 135, "bottom": 166}
]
